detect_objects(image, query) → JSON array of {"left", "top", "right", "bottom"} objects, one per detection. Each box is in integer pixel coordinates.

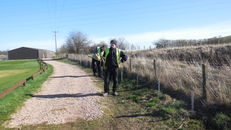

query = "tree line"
[
  {"left": 58, "top": 32, "right": 132, "bottom": 54},
  {"left": 0, "top": 50, "right": 7, "bottom": 55},
  {"left": 154, "top": 35, "right": 231, "bottom": 48}
]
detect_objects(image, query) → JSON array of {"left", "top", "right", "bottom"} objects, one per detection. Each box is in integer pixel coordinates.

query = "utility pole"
[{"left": 53, "top": 31, "right": 58, "bottom": 54}]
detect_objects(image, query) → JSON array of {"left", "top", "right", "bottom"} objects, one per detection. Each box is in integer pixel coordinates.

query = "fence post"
[
  {"left": 129, "top": 58, "right": 132, "bottom": 72},
  {"left": 202, "top": 64, "right": 207, "bottom": 103},
  {"left": 121, "top": 67, "right": 123, "bottom": 82},
  {"left": 157, "top": 80, "right": 160, "bottom": 97},
  {"left": 23, "top": 81, "right": 26, "bottom": 86},
  {"left": 39, "top": 59, "right": 42, "bottom": 70},
  {"left": 136, "top": 74, "right": 139, "bottom": 87},
  {"left": 191, "top": 89, "right": 195, "bottom": 113},
  {"left": 81, "top": 55, "right": 82, "bottom": 65},
  {"left": 153, "top": 59, "right": 157, "bottom": 79}
]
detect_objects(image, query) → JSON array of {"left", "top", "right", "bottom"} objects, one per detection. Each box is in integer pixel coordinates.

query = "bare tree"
[
  {"left": 116, "top": 38, "right": 130, "bottom": 50},
  {"left": 65, "top": 32, "right": 90, "bottom": 54},
  {"left": 131, "top": 44, "right": 136, "bottom": 50},
  {"left": 0, "top": 50, "right": 8, "bottom": 55},
  {"left": 89, "top": 41, "right": 108, "bottom": 53}
]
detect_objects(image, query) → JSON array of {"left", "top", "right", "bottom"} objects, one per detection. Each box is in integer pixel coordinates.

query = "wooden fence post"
[
  {"left": 39, "top": 60, "right": 42, "bottom": 70},
  {"left": 42, "top": 63, "right": 45, "bottom": 72},
  {"left": 191, "top": 89, "right": 195, "bottom": 113},
  {"left": 136, "top": 74, "right": 139, "bottom": 87},
  {"left": 23, "top": 81, "right": 26, "bottom": 86},
  {"left": 129, "top": 58, "right": 132, "bottom": 72},
  {"left": 157, "top": 80, "right": 160, "bottom": 97},
  {"left": 121, "top": 67, "right": 123, "bottom": 82},
  {"left": 202, "top": 64, "right": 207, "bottom": 102},
  {"left": 153, "top": 59, "right": 157, "bottom": 79}
]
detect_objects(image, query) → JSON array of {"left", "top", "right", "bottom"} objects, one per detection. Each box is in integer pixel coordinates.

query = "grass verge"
[{"left": 0, "top": 64, "right": 53, "bottom": 129}]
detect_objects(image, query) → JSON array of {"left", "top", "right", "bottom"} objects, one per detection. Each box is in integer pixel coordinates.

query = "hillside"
[{"left": 127, "top": 43, "right": 231, "bottom": 66}]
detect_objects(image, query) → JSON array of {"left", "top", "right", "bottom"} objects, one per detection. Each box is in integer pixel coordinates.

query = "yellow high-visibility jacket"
[
  {"left": 92, "top": 47, "right": 104, "bottom": 61},
  {"left": 103, "top": 48, "right": 121, "bottom": 69}
]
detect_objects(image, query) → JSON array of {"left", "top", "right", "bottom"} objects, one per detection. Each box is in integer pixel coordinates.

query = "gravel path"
[{"left": 6, "top": 60, "right": 103, "bottom": 128}]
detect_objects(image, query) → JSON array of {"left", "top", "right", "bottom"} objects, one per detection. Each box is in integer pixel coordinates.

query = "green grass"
[
  {"left": 0, "top": 60, "right": 39, "bottom": 93},
  {"left": 0, "top": 64, "right": 53, "bottom": 128},
  {"left": 211, "top": 113, "right": 231, "bottom": 130}
]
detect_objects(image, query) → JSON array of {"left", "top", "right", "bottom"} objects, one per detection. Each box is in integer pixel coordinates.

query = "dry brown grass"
[
  {"left": 64, "top": 46, "right": 231, "bottom": 105},
  {"left": 125, "top": 43, "right": 231, "bottom": 105},
  {"left": 121, "top": 57, "right": 231, "bottom": 105},
  {"left": 127, "top": 43, "right": 231, "bottom": 66}
]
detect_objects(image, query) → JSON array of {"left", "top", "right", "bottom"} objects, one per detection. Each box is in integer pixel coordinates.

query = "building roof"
[{"left": 8, "top": 47, "right": 54, "bottom": 53}]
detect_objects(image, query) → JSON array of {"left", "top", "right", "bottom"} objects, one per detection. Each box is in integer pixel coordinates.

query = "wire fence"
[{"left": 61, "top": 53, "right": 231, "bottom": 112}]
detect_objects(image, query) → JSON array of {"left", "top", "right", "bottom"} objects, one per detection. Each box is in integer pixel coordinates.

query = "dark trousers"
[
  {"left": 92, "top": 59, "right": 101, "bottom": 76},
  {"left": 104, "top": 68, "right": 118, "bottom": 93}
]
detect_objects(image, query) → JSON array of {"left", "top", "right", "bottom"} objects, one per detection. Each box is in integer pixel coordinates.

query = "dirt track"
[{"left": 6, "top": 60, "right": 103, "bottom": 128}]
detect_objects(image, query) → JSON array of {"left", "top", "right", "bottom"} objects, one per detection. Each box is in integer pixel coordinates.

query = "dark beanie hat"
[{"left": 110, "top": 39, "right": 117, "bottom": 45}]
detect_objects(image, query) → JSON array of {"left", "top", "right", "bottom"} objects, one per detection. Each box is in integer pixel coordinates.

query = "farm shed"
[{"left": 8, "top": 47, "right": 55, "bottom": 60}]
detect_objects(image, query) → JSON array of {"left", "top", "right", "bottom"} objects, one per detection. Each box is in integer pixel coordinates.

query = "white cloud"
[
  {"left": 90, "top": 21, "right": 231, "bottom": 47},
  {"left": 4, "top": 21, "right": 231, "bottom": 51}
]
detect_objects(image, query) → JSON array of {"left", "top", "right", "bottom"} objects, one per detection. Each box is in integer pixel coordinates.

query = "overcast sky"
[{"left": 0, "top": 0, "right": 231, "bottom": 51}]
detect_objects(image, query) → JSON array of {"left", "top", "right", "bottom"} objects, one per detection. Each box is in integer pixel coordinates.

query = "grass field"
[
  {"left": 0, "top": 63, "right": 53, "bottom": 128},
  {"left": 0, "top": 60, "right": 39, "bottom": 94}
]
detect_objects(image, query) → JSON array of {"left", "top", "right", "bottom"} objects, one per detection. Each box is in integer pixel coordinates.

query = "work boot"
[
  {"left": 112, "top": 92, "right": 118, "bottom": 96},
  {"left": 103, "top": 92, "right": 108, "bottom": 97}
]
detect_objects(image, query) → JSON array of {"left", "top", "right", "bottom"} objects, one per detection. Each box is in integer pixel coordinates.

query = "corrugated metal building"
[{"left": 8, "top": 47, "right": 55, "bottom": 60}]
